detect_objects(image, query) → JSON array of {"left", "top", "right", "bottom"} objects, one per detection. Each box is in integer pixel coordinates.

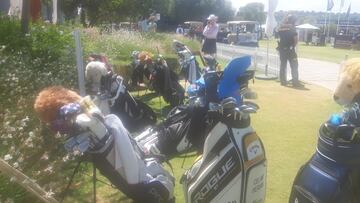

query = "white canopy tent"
[
  {"left": 296, "top": 24, "right": 320, "bottom": 44},
  {"left": 296, "top": 23, "right": 320, "bottom": 30}
]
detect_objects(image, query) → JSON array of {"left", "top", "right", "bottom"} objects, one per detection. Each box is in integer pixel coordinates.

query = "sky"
[{"left": 230, "top": 0, "right": 360, "bottom": 13}]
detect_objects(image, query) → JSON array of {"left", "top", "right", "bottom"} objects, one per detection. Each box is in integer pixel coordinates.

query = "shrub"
[{"left": 0, "top": 17, "right": 80, "bottom": 202}]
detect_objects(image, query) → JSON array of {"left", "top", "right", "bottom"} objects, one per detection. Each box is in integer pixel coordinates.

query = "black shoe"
[
  {"left": 280, "top": 82, "right": 287, "bottom": 86},
  {"left": 293, "top": 82, "right": 304, "bottom": 88}
]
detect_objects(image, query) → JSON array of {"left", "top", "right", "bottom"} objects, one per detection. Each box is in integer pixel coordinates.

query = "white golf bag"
[
  {"left": 63, "top": 97, "right": 174, "bottom": 203},
  {"left": 181, "top": 97, "right": 266, "bottom": 203}
]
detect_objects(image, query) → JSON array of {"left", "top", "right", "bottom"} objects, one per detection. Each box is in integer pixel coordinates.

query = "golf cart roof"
[
  {"left": 227, "top": 21, "right": 259, "bottom": 25},
  {"left": 184, "top": 21, "right": 203, "bottom": 25}
]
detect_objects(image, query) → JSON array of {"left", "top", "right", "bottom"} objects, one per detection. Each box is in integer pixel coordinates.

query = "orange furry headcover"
[
  {"left": 34, "top": 86, "right": 81, "bottom": 123},
  {"left": 138, "top": 51, "right": 153, "bottom": 64}
]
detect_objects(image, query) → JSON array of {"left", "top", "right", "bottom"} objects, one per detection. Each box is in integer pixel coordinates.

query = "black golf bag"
[
  {"left": 63, "top": 99, "right": 174, "bottom": 203},
  {"left": 98, "top": 73, "right": 157, "bottom": 133},
  {"left": 136, "top": 56, "right": 256, "bottom": 159},
  {"left": 136, "top": 104, "right": 210, "bottom": 159},
  {"left": 173, "top": 40, "right": 201, "bottom": 83},
  {"left": 147, "top": 57, "right": 185, "bottom": 107}
]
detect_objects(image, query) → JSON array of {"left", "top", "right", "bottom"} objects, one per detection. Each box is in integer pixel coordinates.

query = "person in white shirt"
[
  {"left": 201, "top": 14, "right": 219, "bottom": 56},
  {"left": 176, "top": 25, "right": 184, "bottom": 35}
]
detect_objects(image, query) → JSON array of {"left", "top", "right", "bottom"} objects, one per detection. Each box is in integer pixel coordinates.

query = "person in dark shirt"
[{"left": 277, "top": 15, "right": 303, "bottom": 87}]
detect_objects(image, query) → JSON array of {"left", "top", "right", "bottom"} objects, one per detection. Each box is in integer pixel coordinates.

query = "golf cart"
[{"left": 227, "top": 21, "right": 261, "bottom": 47}]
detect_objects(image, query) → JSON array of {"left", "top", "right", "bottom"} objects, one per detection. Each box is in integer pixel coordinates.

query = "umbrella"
[
  {"left": 256, "top": 0, "right": 278, "bottom": 80},
  {"left": 265, "top": 0, "right": 278, "bottom": 37},
  {"left": 296, "top": 24, "right": 320, "bottom": 30}
]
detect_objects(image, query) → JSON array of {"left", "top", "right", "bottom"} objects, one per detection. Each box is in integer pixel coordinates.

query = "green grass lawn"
[
  {"left": 64, "top": 79, "right": 341, "bottom": 203},
  {"left": 259, "top": 39, "right": 360, "bottom": 64}
]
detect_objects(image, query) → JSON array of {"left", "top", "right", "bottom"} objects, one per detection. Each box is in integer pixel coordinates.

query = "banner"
[
  {"left": 327, "top": 0, "right": 334, "bottom": 11},
  {"left": 265, "top": 0, "right": 278, "bottom": 37},
  {"left": 340, "top": 0, "right": 345, "bottom": 9}
]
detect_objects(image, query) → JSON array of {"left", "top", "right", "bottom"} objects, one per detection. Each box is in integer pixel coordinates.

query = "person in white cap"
[{"left": 202, "top": 14, "right": 219, "bottom": 56}]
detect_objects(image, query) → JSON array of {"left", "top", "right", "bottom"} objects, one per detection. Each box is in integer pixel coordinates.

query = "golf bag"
[
  {"left": 135, "top": 56, "right": 256, "bottom": 159},
  {"left": 94, "top": 72, "right": 157, "bottom": 133},
  {"left": 63, "top": 98, "right": 174, "bottom": 203},
  {"left": 173, "top": 40, "right": 201, "bottom": 83},
  {"left": 148, "top": 56, "right": 185, "bottom": 107},
  {"left": 181, "top": 97, "right": 266, "bottom": 203},
  {"left": 135, "top": 104, "right": 210, "bottom": 159},
  {"left": 289, "top": 103, "right": 360, "bottom": 203}
]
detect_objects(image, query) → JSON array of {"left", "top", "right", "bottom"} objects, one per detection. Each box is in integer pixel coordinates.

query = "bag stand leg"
[
  {"left": 60, "top": 158, "right": 83, "bottom": 203},
  {"left": 93, "top": 162, "right": 97, "bottom": 203}
]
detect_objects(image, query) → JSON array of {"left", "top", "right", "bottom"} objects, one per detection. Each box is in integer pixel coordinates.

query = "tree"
[
  {"left": 21, "top": 0, "right": 30, "bottom": 34},
  {"left": 236, "top": 3, "right": 265, "bottom": 24}
]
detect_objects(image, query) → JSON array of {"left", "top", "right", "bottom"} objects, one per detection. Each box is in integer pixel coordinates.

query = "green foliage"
[
  {"left": 0, "top": 16, "right": 80, "bottom": 202},
  {"left": 0, "top": 175, "right": 40, "bottom": 203},
  {"left": 236, "top": 2, "right": 266, "bottom": 23}
]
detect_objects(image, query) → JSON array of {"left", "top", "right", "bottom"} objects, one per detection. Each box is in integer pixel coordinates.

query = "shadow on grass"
[{"left": 276, "top": 80, "right": 310, "bottom": 91}]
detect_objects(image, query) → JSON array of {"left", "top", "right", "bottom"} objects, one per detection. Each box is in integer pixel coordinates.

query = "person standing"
[
  {"left": 176, "top": 24, "right": 184, "bottom": 35},
  {"left": 277, "top": 15, "right": 303, "bottom": 87},
  {"left": 202, "top": 14, "right": 219, "bottom": 56}
]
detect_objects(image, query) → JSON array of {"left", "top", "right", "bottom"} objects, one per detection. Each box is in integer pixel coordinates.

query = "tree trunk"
[{"left": 21, "top": 0, "right": 30, "bottom": 34}]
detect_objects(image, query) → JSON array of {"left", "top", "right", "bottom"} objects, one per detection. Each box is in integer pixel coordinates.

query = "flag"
[
  {"left": 340, "top": 0, "right": 345, "bottom": 9},
  {"left": 327, "top": 0, "right": 334, "bottom": 11},
  {"left": 346, "top": 4, "right": 351, "bottom": 19},
  {"left": 265, "top": 0, "right": 278, "bottom": 37}
]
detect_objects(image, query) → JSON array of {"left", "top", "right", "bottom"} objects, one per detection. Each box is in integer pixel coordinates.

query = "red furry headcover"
[{"left": 34, "top": 86, "right": 81, "bottom": 123}]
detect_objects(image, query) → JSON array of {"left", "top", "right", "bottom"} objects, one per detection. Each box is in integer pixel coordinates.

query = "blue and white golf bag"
[
  {"left": 289, "top": 103, "right": 360, "bottom": 203},
  {"left": 62, "top": 97, "right": 174, "bottom": 203}
]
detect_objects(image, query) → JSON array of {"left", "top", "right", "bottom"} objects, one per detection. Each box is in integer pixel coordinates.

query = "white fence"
[{"left": 217, "top": 43, "right": 280, "bottom": 77}]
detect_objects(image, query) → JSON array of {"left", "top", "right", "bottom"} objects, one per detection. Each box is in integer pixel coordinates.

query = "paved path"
[
  {"left": 217, "top": 43, "right": 341, "bottom": 91},
  {"left": 297, "top": 57, "right": 340, "bottom": 91}
]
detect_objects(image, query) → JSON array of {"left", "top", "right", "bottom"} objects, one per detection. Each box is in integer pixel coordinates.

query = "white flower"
[
  {"left": 13, "top": 162, "right": 19, "bottom": 168},
  {"left": 44, "top": 166, "right": 53, "bottom": 173},
  {"left": 4, "top": 154, "right": 12, "bottom": 161},
  {"left": 55, "top": 132, "right": 62, "bottom": 138},
  {"left": 41, "top": 153, "right": 49, "bottom": 160},
  {"left": 44, "top": 189, "right": 55, "bottom": 198},
  {"left": 62, "top": 155, "right": 70, "bottom": 162},
  {"left": 4, "top": 198, "right": 14, "bottom": 203},
  {"left": 8, "top": 127, "right": 15, "bottom": 132},
  {"left": 9, "top": 177, "right": 16, "bottom": 182},
  {"left": 18, "top": 156, "right": 24, "bottom": 163},
  {"left": 29, "top": 131, "right": 34, "bottom": 137},
  {"left": 2, "top": 140, "right": 8, "bottom": 145}
]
